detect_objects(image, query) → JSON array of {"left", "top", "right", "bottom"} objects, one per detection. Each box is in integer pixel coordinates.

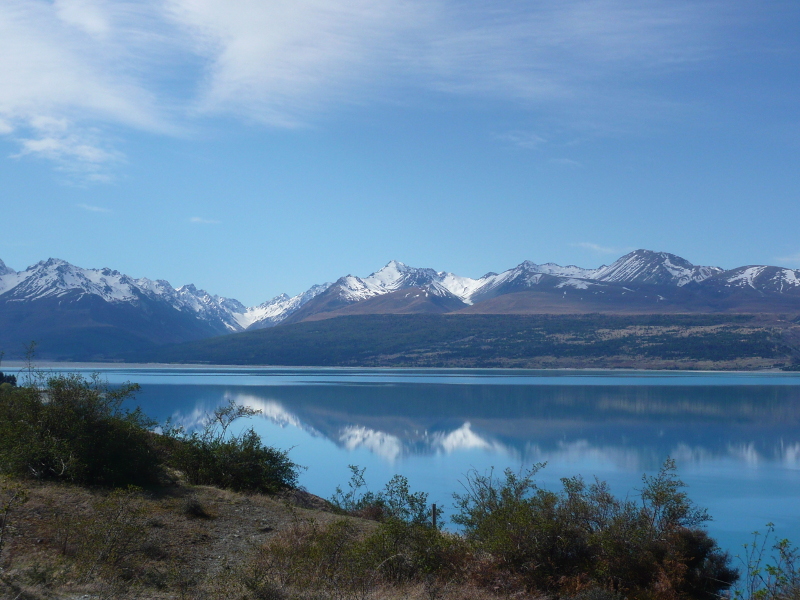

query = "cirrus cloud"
[
  {"left": 573, "top": 242, "right": 628, "bottom": 255},
  {"left": 0, "top": 0, "right": 177, "bottom": 178},
  {"left": 775, "top": 253, "right": 800, "bottom": 267},
  {"left": 76, "top": 203, "right": 112, "bottom": 213},
  {"left": 0, "top": 0, "right": 760, "bottom": 177}
]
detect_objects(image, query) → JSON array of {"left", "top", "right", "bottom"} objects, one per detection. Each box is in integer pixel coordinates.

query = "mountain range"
[{"left": 1, "top": 250, "right": 799, "bottom": 360}]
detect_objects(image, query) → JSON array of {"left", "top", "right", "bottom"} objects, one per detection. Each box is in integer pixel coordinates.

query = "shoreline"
[{"left": 1, "top": 360, "right": 795, "bottom": 375}]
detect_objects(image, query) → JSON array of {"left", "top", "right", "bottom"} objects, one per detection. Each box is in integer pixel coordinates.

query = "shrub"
[
  {"left": 0, "top": 375, "right": 300, "bottom": 494},
  {"left": 165, "top": 399, "right": 301, "bottom": 493},
  {"left": 244, "top": 515, "right": 470, "bottom": 599},
  {"left": 331, "top": 465, "right": 440, "bottom": 526},
  {"left": 0, "top": 373, "right": 161, "bottom": 487},
  {"left": 73, "top": 487, "right": 151, "bottom": 580},
  {"left": 181, "top": 494, "right": 211, "bottom": 519},
  {"left": 329, "top": 467, "right": 465, "bottom": 586},
  {"left": 0, "top": 476, "right": 28, "bottom": 570},
  {"left": 452, "top": 459, "right": 737, "bottom": 599},
  {"left": 243, "top": 518, "right": 377, "bottom": 598},
  {"left": 361, "top": 515, "right": 469, "bottom": 585},
  {"left": 735, "top": 524, "right": 800, "bottom": 600}
]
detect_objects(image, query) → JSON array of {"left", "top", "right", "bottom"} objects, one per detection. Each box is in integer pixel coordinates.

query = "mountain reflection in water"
[
  {"left": 54, "top": 367, "right": 800, "bottom": 552},
  {"left": 132, "top": 378, "right": 800, "bottom": 471}
]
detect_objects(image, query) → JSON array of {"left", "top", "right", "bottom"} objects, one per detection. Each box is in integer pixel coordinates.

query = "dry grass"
[
  {"left": 0, "top": 480, "right": 530, "bottom": 600},
  {"left": 0, "top": 480, "right": 358, "bottom": 599}
]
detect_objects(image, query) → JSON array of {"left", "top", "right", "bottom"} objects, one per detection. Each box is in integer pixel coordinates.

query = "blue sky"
[{"left": 1, "top": 0, "right": 799, "bottom": 306}]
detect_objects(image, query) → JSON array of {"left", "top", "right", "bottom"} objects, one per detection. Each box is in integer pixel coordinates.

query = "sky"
[{"left": 1, "top": 0, "right": 799, "bottom": 306}]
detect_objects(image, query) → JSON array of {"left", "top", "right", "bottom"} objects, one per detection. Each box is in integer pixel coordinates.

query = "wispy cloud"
[
  {"left": 11, "top": 116, "right": 124, "bottom": 180},
  {"left": 168, "top": 0, "right": 728, "bottom": 127},
  {"left": 165, "top": 0, "right": 434, "bottom": 126},
  {"left": 775, "top": 253, "right": 800, "bottom": 267},
  {"left": 549, "top": 158, "right": 582, "bottom": 167},
  {"left": 0, "top": 0, "right": 176, "bottom": 178},
  {"left": 496, "top": 131, "right": 547, "bottom": 149},
  {"left": 77, "top": 203, "right": 112, "bottom": 213},
  {"left": 0, "top": 0, "right": 750, "bottom": 175},
  {"left": 573, "top": 242, "right": 623, "bottom": 255},
  {"left": 189, "top": 216, "right": 221, "bottom": 224}
]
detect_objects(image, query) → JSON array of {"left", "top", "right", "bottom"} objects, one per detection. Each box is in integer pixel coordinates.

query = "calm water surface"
[{"left": 44, "top": 366, "right": 800, "bottom": 554}]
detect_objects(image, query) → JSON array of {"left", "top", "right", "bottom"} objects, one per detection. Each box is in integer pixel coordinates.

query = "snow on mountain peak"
[
  {"left": 590, "top": 249, "right": 721, "bottom": 287},
  {"left": 518, "top": 260, "right": 598, "bottom": 279},
  {"left": 725, "top": 266, "right": 767, "bottom": 289},
  {"left": 240, "top": 282, "right": 333, "bottom": 329},
  {"left": 0, "top": 259, "right": 15, "bottom": 277},
  {"left": 436, "top": 272, "right": 483, "bottom": 303},
  {"left": 361, "top": 261, "right": 438, "bottom": 293},
  {"left": 3, "top": 259, "right": 141, "bottom": 303},
  {"left": 384, "top": 259, "right": 409, "bottom": 271},
  {"left": 4, "top": 250, "right": 798, "bottom": 337},
  {"left": 0, "top": 261, "right": 22, "bottom": 296},
  {"left": 721, "top": 265, "right": 800, "bottom": 292},
  {"left": 335, "top": 261, "right": 486, "bottom": 303}
]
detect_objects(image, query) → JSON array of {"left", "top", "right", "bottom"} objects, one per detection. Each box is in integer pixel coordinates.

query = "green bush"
[
  {"left": 328, "top": 467, "right": 464, "bottom": 585},
  {"left": 735, "top": 524, "right": 800, "bottom": 600},
  {"left": 452, "top": 459, "right": 738, "bottom": 599},
  {"left": 361, "top": 515, "right": 469, "bottom": 586},
  {"left": 0, "top": 373, "right": 161, "bottom": 487},
  {"left": 0, "top": 375, "right": 299, "bottom": 494},
  {"left": 165, "top": 399, "right": 300, "bottom": 493},
  {"left": 331, "top": 465, "right": 440, "bottom": 525},
  {"left": 244, "top": 515, "right": 469, "bottom": 598},
  {"left": 244, "top": 518, "right": 376, "bottom": 598}
]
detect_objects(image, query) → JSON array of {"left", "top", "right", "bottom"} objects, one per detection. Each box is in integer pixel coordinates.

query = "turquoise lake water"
[{"left": 39, "top": 366, "right": 800, "bottom": 555}]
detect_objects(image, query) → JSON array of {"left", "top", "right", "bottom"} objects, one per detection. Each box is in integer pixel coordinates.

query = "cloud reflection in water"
[{"left": 207, "top": 391, "right": 800, "bottom": 473}]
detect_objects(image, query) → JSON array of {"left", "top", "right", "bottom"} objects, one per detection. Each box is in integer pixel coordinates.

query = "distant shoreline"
[{"left": 2, "top": 360, "right": 794, "bottom": 374}]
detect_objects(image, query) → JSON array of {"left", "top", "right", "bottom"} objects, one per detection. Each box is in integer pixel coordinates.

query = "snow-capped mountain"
[
  {"left": 244, "top": 283, "right": 332, "bottom": 329},
  {"left": 315, "top": 261, "right": 465, "bottom": 305},
  {"left": 589, "top": 250, "right": 722, "bottom": 287},
  {"left": 1, "top": 249, "right": 799, "bottom": 360},
  {"left": 712, "top": 265, "right": 800, "bottom": 294},
  {"left": 0, "top": 258, "right": 333, "bottom": 335},
  {"left": 298, "top": 258, "right": 602, "bottom": 310},
  {"left": 0, "top": 258, "right": 138, "bottom": 302},
  {"left": 0, "top": 259, "right": 246, "bottom": 333},
  {"left": 0, "top": 259, "right": 14, "bottom": 278},
  {"left": 465, "top": 260, "right": 604, "bottom": 304}
]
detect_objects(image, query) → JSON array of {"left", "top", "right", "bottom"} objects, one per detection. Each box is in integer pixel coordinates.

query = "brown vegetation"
[{"left": 0, "top": 480, "right": 520, "bottom": 600}]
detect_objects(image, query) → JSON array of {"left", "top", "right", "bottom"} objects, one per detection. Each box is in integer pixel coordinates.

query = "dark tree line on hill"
[{"left": 139, "top": 313, "right": 795, "bottom": 367}]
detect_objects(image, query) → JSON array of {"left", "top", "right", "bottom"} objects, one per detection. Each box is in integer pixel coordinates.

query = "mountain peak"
[
  {"left": 369, "top": 260, "right": 413, "bottom": 280},
  {"left": 592, "top": 249, "right": 721, "bottom": 287},
  {"left": 515, "top": 260, "right": 597, "bottom": 280},
  {"left": 262, "top": 293, "right": 291, "bottom": 305},
  {"left": 0, "top": 259, "right": 14, "bottom": 277},
  {"left": 35, "top": 257, "right": 72, "bottom": 270}
]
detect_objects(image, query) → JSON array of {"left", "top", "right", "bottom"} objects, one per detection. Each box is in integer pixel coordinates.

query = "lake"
[{"left": 39, "top": 365, "right": 800, "bottom": 555}]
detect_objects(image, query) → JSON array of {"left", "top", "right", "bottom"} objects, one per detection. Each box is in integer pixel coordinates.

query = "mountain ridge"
[{"left": 2, "top": 249, "right": 799, "bottom": 359}]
